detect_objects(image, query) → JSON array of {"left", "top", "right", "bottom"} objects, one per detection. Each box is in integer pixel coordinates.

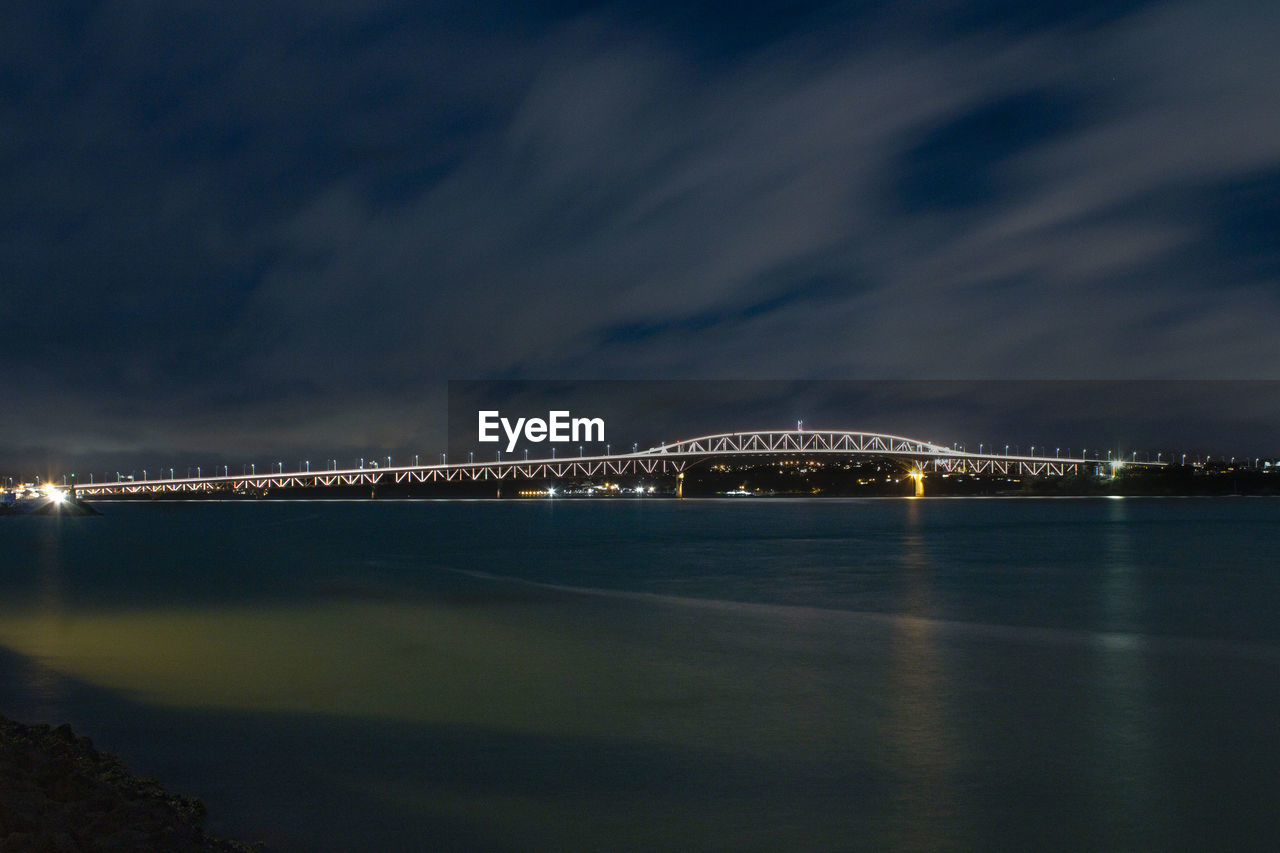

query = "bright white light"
[{"left": 46, "top": 487, "right": 67, "bottom": 503}]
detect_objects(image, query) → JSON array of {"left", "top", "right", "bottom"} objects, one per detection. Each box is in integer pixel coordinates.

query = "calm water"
[{"left": 1, "top": 498, "right": 1278, "bottom": 851}]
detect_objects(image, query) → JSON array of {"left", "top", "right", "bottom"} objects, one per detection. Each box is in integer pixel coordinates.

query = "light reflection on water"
[
  {"left": 0, "top": 593, "right": 948, "bottom": 758},
  {"left": 1088, "top": 499, "right": 1162, "bottom": 848},
  {"left": 22, "top": 515, "right": 70, "bottom": 719},
  {"left": 0, "top": 499, "right": 1278, "bottom": 850},
  {"left": 884, "top": 500, "right": 957, "bottom": 850}
]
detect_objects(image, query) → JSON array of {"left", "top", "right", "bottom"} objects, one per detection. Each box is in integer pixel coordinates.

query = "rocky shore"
[{"left": 1, "top": 715, "right": 259, "bottom": 852}]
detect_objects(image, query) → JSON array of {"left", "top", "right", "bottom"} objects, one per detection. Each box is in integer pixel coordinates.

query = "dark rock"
[{"left": 0, "top": 714, "right": 261, "bottom": 851}]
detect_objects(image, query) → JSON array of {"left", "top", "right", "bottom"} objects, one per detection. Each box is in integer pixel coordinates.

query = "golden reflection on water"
[
  {"left": 0, "top": 602, "right": 614, "bottom": 730},
  {"left": 884, "top": 499, "right": 958, "bottom": 848},
  {"left": 0, "top": 593, "right": 879, "bottom": 760}
]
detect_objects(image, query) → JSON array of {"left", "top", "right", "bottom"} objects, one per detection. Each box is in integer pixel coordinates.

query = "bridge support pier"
[
  {"left": 676, "top": 472, "right": 684, "bottom": 499},
  {"left": 912, "top": 469, "right": 924, "bottom": 498}
]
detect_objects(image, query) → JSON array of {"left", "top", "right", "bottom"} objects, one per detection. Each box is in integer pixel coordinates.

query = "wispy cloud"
[{"left": 2, "top": 1, "right": 1278, "bottom": 466}]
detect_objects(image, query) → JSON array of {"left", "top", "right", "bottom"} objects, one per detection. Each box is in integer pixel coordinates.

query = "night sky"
[{"left": 3, "top": 1, "right": 1279, "bottom": 475}]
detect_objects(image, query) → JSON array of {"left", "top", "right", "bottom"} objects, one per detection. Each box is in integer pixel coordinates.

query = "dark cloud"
[{"left": 2, "top": 1, "right": 1278, "bottom": 474}]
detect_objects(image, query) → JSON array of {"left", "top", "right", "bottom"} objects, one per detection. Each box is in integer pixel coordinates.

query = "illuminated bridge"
[{"left": 71, "top": 428, "right": 1162, "bottom": 499}]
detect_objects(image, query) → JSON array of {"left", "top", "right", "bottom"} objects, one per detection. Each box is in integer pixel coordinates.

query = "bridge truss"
[{"left": 73, "top": 429, "right": 1150, "bottom": 498}]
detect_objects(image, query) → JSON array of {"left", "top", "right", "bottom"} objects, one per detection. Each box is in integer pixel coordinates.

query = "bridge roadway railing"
[{"left": 72, "top": 429, "right": 1159, "bottom": 497}]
